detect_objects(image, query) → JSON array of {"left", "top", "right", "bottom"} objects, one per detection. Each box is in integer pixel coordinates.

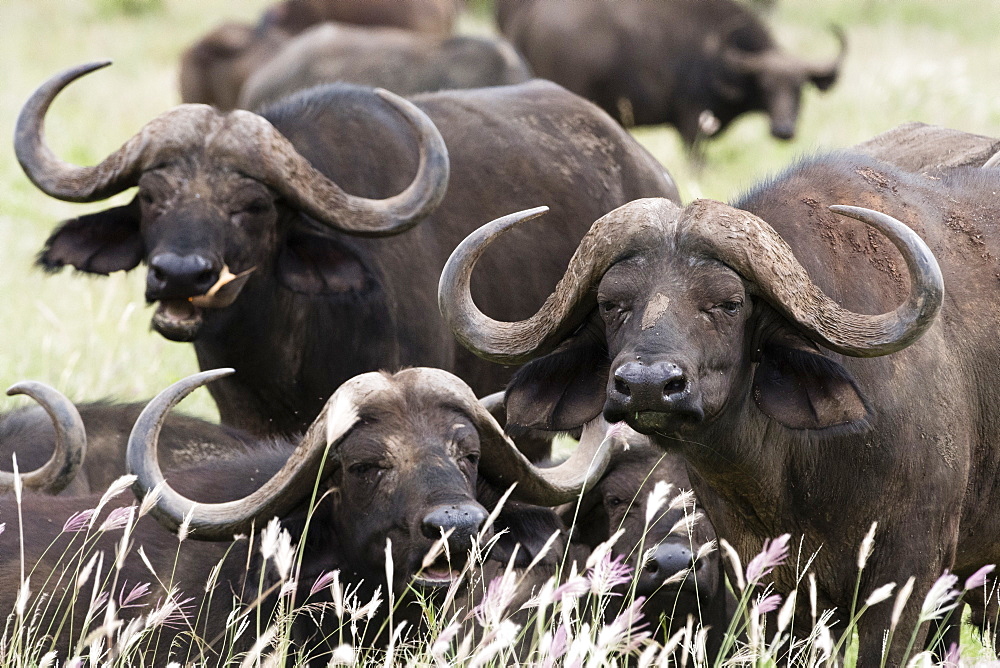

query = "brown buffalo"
[
  {"left": 239, "top": 23, "right": 532, "bottom": 111},
  {"left": 0, "top": 368, "right": 608, "bottom": 661},
  {"left": 180, "top": 0, "right": 459, "bottom": 110},
  {"left": 18, "top": 63, "right": 678, "bottom": 440},
  {"left": 439, "top": 126, "right": 1000, "bottom": 662},
  {"left": 498, "top": 0, "right": 844, "bottom": 148}
]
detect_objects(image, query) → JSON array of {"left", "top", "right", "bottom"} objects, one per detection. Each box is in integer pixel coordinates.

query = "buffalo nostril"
[
  {"left": 644, "top": 560, "right": 660, "bottom": 575},
  {"left": 663, "top": 377, "right": 687, "bottom": 396},
  {"left": 614, "top": 377, "right": 632, "bottom": 397}
]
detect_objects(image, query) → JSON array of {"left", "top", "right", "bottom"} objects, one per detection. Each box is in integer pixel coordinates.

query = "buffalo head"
[
  {"left": 711, "top": 26, "right": 846, "bottom": 141},
  {"left": 439, "top": 198, "right": 942, "bottom": 439},
  {"left": 128, "top": 368, "right": 612, "bottom": 593},
  {"left": 16, "top": 62, "right": 449, "bottom": 343}
]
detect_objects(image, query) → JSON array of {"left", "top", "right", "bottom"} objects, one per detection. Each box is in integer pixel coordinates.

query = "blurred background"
[{"left": 1, "top": 0, "right": 998, "bottom": 418}]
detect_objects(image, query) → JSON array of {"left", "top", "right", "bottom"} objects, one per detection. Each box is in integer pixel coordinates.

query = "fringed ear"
[
  {"left": 38, "top": 197, "right": 144, "bottom": 275},
  {"left": 505, "top": 324, "right": 609, "bottom": 432},
  {"left": 276, "top": 233, "right": 369, "bottom": 295},
  {"left": 753, "top": 331, "right": 871, "bottom": 431}
]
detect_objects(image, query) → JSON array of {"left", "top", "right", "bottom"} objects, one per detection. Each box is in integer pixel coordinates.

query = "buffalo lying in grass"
[
  {"left": 439, "top": 126, "right": 1000, "bottom": 661},
  {"left": 0, "top": 399, "right": 253, "bottom": 496},
  {"left": 239, "top": 23, "right": 531, "bottom": 111},
  {"left": 18, "top": 63, "right": 678, "bottom": 440},
  {"left": 562, "top": 421, "right": 731, "bottom": 659},
  {"left": 180, "top": 0, "right": 460, "bottom": 110},
  {"left": 0, "top": 368, "right": 609, "bottom": 663}
]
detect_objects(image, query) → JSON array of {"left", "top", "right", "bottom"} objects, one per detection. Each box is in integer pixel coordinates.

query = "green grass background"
[{"left": 0, "top": 0, "right": 997, "bottom": 422}]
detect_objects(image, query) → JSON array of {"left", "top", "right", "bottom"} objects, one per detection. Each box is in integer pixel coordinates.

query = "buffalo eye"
[
  {"left": 599, "top": 300, "right": 630, "bottom": 326},
  {"left": 230, "top": 199, "right": 272, "bottom": 220},
  {"left": 719, "top": 300, "right": 742, "bottom": 314},
  {"left": 606, "top": 495, "right": 625, "bottom": 508},
  {"left": 463, "top": 452, "right": 480, "bottom": 467},
  {"left": 348, "top": 461, "right": 386, "bottom": 484}
]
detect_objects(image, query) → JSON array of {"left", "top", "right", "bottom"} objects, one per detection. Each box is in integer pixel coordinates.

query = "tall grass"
[{"left": 1, "top": 468, "right": 996, "bottom": 666}]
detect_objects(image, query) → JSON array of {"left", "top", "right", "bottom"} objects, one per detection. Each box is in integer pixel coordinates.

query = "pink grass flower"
[
  {"left": 119, "top": 582, "right": 150, "bottom": 609},
  {"left": 99, "top": 505, "right": 135, "bottom": 532},
  {"left": 754, "top": 593, "right": 783, "bottom": 615},
  {"left": 965, "top": 564, "right": 995, "bottom": 591},
  {"left": 745, "top": 534, "right": 791, "bottom": 585},
  {"left": 589, "top": 552, "right": 633, "bottom": 595},
  {"left": 62, "top": 509, "right": 96, "bottom": 533},
  {"left": 310, "top": 570, "right": 338, "bottom": 597}
]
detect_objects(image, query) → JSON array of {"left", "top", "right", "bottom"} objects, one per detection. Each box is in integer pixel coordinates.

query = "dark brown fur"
[{"left": 501, "top": 150, "right": 1000, "bottom": 661}]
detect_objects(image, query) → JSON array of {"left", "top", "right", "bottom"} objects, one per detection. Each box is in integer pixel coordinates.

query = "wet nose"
[
  {"left": 611, "top": 361, "right": 689, "bottom": 409},
  {"left": 639, "top": 541, "right": 695, "bottom": 595},
  {"left": 770, "top": 123, "right": 795, "bottom": 141},
  {"left": 147, "top": 253, "right": 220, "bottom": 300},
  {"left": 421, "top": 503, "right": 488, "bottom": 547}
]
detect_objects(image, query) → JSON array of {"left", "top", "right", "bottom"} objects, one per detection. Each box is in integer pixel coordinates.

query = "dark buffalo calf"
[
  {"left": 0, "top": 368, "right": 607, "bottom": 663},
  {"left": 562, "top": 420, "right": 731, "bottom": 659}
]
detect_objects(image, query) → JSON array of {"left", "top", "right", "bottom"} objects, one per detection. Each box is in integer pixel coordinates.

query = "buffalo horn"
[
  {"left": 128, "top": 369, "right": 360, "bottom": 540},
  {"left": 438, "top": 200, "right": 674, "bottom": 364},
  {"left": 17, "top": 63, "right": 449, "bottom": 237},
  {"left": 679, "top": 200, "right": 943, "bottom": 357},
  {"left": 0, "top": 382, "right": 86, "bottom": 494}
]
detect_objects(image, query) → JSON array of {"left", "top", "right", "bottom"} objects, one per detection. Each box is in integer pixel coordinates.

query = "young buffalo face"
[
  {"left": 563, "top": 424, "right": 728, "bottom": 648},
  {"left": 129, "top": 368, "right": 611, "bottom": 600}
]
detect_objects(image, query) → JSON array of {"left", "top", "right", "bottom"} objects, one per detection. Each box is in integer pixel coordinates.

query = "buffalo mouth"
[
  {"left": 412, "top": 554, "right": 462, "bottom": 589},
  {"left": 604, "top": 405, "right": 705, "bottom": 436},
  {"left": 151, "top": 299, "right": 204, "bottom": 342}
]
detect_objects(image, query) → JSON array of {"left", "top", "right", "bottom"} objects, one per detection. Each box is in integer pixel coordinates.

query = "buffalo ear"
[
  {"left": 559, "top": 494, "right": 609, "bottom": 549},
  {"left": 276, "top": 233, "right": 370, "bottom": 295},
  {"left": 810, "top": 71, "right": 839, "bottom": 92},
  {"left": 37, "top": 198, "right": 144, "bottom": 275},
  {"left": 505, "top": 324, "right": 609, "bottom": 433},
  {"left": 752, "top": 332, "right": 871, "bottom": 431}
]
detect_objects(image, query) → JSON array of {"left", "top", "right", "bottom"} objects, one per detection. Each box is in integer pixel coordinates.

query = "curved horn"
[
  {"left": 128, "top": 369, "right": 358, "bottom": 540},
  {"left": 983, "top": 151, "right": 1000, "bottom": 168},
  {"left": 18, "top": 63, "right": 449, "bottom": 237},
  {"left": 439, "top": 201, "right": 674, "bottom": 364},
  {"left": 680, "top": 200, "right": 943, "bottom": 357},
  {"left": 0, "top": 382, "right": 86, "bottom": 494},
  {"left": 15, "top": 61, "right": 140, "bottom": 202},
  {"left": 806, "top": 26, "right": 847, "bottom": 84}
]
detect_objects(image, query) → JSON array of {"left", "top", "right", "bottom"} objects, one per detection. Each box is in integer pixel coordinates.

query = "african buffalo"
[
  {"left": 0, "top": 381, "right": 85, "bottom": 495},
  {"left": 0, "top": 368, "right": 607, "bottom": 662},
  {"left": 0, "top": 400, "right": 252, "bottom": 495},
  {"left": 180, "top": 0, "right": 459, "bottom": 110},
  {"left": 561, "top": 420, "right": 731, "bottom": 658},
  {"left": 439, "top": 129, "right": 1000, "bottom": 661},
  {"left": 17, "top": 63, "right": 678, "bottom": 439},
  {"left": 498, "top": 0, "right": 845, "bottom": 148},
  {"left": 238, "top": 23, "right": 532, "bottom": 111}
]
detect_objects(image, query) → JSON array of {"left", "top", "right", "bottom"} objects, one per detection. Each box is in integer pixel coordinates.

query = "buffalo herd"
[{"left": 3, "top": 0, "right": 999, "bottom": 665}]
